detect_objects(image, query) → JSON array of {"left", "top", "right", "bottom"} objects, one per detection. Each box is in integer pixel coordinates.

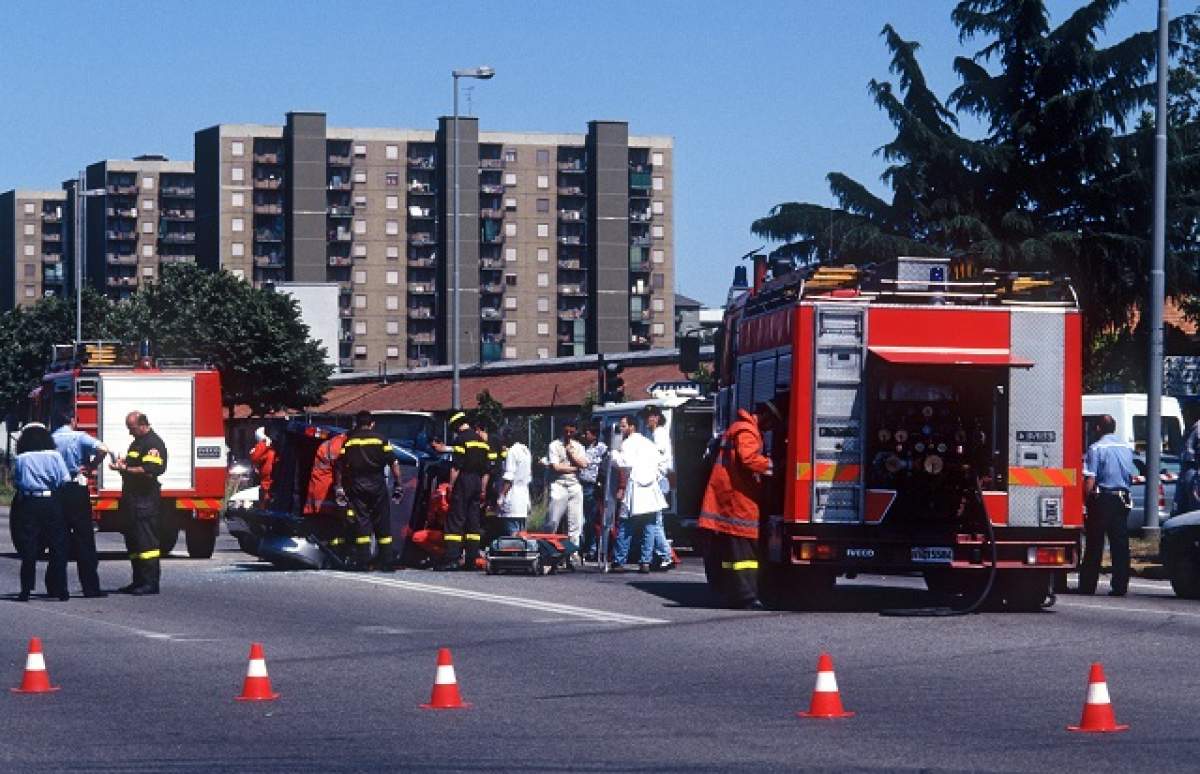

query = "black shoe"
[
  {"left": 1108, "top": 589, "right": 1127, "bottom": 597},
  {"left": 128, "top": 585, "right": 159, "bottom": 596},
  {"left": 83, "top": 591, "right": 108, "bottom": 599},
  {"left": 52, "top": 593, "right": 70, "bottom": 602},
  {"left": 117, "top": 583, "right": 139, "bottom": 594},
  {"left": 735, "top": 599, "right": 765, "bottom": 611},
  {"left": 653, "top": 559, "right": 674, "bottom": 572},
  {"left": 638, "top": 563, "right": 651, "bottom": 574},
  {"left": 16, "top": 591, "right": 30, "bottom": 602}
]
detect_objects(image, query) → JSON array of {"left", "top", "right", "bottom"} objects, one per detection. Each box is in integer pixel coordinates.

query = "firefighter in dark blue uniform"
[
  {"left": 110, "top": 411, "right": 168, "bottom": 596},
  {"left": 437, "top": 416, "right": 492, "bottom": 570},
  {"left": 335, "top": 411, "right": 403, "bottom": 571}
]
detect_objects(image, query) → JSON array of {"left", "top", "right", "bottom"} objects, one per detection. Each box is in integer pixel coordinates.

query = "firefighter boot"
[{"left": 374, "top": 538, "right": 396, "bottom": 572}]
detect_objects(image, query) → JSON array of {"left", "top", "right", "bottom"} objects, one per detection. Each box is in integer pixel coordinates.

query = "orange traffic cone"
[
  {"left": 11, "top": 637, "right": 59, "bottom": 694},
  {"left": 235, "top": 642, "right": 279, "bottom": 701},
  {"left": 420, "top": 647, "right": 471, "bottom": 709},
  {"left": 797, "top": 652, "right": 854, "bottom": 719},
  {"left": 1068, "top": 662, "right": 1128, "bottom": 733}
]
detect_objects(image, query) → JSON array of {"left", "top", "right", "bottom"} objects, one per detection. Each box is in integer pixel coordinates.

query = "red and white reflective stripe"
[
  {"left": 814, "top": 669, "right": 839, "bottom": 693},
  {"left": 435, "top": 664, "right": 457, "bottom": 685},
  {"left": 24, "top": 651, "right": 47, "bottom": 672},
  {"left": 1086, "top": 680, "right": 1111, "bottom": 705},
  {"left": 246, "top": 658, "right": 269, "bottom": 679}
]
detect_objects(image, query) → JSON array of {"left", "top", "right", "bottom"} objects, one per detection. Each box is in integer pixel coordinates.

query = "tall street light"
[
  {"left": 451, "top": 65, "right": 495, "bottom": 411},
  {"left": 73, "top": 171, "right": 106, "bottom": 345}
]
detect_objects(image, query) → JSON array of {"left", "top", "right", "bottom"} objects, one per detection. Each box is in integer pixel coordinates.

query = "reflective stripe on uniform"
[
  {"left": 443, "top": 534, "right": 463, "bottom": 542},
  {"left": 141, "top": 454, "right": 164, "bottom": 465},
  {"left": 453, "top": 446, "right": 466, "bottom": 454},
  {"left": 329, "top": 538, "right": 345, "bottom": 546},
  {"left": 721, "top": 559, "right": 759, "bottom": 571},
  {"left": 464, "top": 441, "right": 490, "bottom": 450},
  {"left": 354, "top": 536, "right": 372, "bottom": 545},
  {"left": 344, "top": 437, "right": 386, "bottom": 448},
  {"left": 698, "top": 511, "right": 758, "bottom": 532},
  {"left": 126, "top": 450, "right": 141, "bottom": 458},
  {"left": 377, "top": 536, "right": 393, "bottom": 545},
  {"left": 465, "top": 533, "right": 481, "bottom": 541},
  {"left": 130, "top": 549, "right": 161, "bottom": 560}
]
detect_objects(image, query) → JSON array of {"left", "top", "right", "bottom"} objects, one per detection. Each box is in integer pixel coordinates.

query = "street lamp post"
[
  {"left": 450, "top": 65, "right": 495, "bottom": 410},
  {"left": 73, "top": 173, "right": 106, "bottom": 345}
]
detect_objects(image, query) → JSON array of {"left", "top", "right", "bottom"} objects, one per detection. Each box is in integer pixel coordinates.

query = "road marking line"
[
  {"left": 1056, "top": 599, "right": 1200, "bottom": 620},
  {"left": 7, "top": 605, "right": 185, "bottom": 640},
  {"left": 328, "top": 572, "right": 668, "bottom": 625}
]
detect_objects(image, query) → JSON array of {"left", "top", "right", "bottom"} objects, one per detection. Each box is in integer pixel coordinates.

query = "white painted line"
[
  {"left": 1056, "top": 599, "right": 1200, "bottom": 620},
  {"left": 329, "top": 572, "right": 668, "bottom": 625},
  {"left": 8, "top": 605, "right": 185, "bottom": 641}
]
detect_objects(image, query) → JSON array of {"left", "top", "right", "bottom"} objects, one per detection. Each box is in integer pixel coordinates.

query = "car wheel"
[
  {"left": 185, "top": 521, "right": 218, "bottom": 559},
  {"left": 1169, "top": 558, "right": 1200, "bottom": 599}
]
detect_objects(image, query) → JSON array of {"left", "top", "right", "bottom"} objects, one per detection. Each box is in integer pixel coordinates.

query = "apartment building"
[
  {"left": 66, "top": 156, "right": 196, "bottom": 300},
  {"left": 195, "top": 112, "right": 673, "bottom": 370},
  {"left": 0, "top": 189, "right": 68, "bottom": 309}
]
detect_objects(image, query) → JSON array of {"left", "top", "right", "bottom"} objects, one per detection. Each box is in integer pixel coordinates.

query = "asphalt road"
[{"left": 3, "top": 513, "right": 1200, "bottom": 773}]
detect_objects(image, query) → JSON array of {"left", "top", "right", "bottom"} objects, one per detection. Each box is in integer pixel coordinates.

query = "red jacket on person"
[
  {"left": 698, "top": 409, "right": 772, "bottom": 539},
  {"left": 303, "top": 434, "right": 347, "bottom": 516},
  {"left": 249, "top": 440, "right": 277, "bottom": 499}
]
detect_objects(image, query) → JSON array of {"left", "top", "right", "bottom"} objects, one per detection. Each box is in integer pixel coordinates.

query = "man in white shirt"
[
  {"left": 497, "top": 427, "right": 531, "bottom": 536},
  {"left": 643, "top": 406, "right": 674, "bottom": 570},
  {"left": 610, "top": 414, "right": 668, "bottom": 573},
  {"left": 543, "top": 421, "right": 588, "bottom": 545}
]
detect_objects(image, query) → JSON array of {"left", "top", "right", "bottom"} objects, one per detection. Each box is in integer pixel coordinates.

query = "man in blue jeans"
[{"left": 609, "top": 414, "right": 668, "bottom": 573}]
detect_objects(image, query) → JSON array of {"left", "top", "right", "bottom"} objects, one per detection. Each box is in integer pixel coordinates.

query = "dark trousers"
[
  {"left": 60, "top": 482, "right": 101, "bottom": 595},
  {"left": 444, "top": 472, "right": 483, "bottom": 565},
  {"left": 122, "top": 490, "right": 161, "bottom": 590},
  {"left": 1078, "top": 491, "right": 1131, "bottom": 595},
  {"left": 16, "top": 495, "right": 68, "bottom": 597},
  {"left": 347, "top": 484, "right": 391, "bottom": 565},
  {"left": 704, "top": 531, "right": 759, "bottom": 607},
  {"left": 580, "top": 482, "right": 599, "bottom": 555}
]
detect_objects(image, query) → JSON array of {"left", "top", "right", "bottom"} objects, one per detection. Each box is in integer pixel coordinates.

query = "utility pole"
[{"left": 1145, "top": 0, "right": 1169, "bottom": 535}]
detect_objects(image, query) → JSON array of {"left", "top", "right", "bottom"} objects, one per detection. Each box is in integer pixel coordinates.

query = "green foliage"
[
  {"left": 474, "top": 388, "right": 505, "bottom": 431},
  {"left": 752, "top": 0, "right": 1200, "bottom": 374},
  {"left": 578, "top": 389, "right": 597, "bottom": 425}
]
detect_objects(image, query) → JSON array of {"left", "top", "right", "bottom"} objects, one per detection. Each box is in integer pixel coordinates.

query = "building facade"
[
  {"left": 0, "top": 189, "right": 68, "bottom": 309},
  {"left": 195, "top": 112, "right": 674, "bottom": 370}
]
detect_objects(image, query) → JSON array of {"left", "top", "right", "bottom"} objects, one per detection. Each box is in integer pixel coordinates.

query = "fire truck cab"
[
  {"left": 715, "top": 258, "right": 1082, "bottom": 610},
  {"left": 29, "top": 342, "right": 227, "bottom": 558}
]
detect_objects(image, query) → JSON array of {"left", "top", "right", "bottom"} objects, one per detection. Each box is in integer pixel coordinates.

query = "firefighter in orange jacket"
[
  {"left": 699, "top": 402, "right": 777, "bottom": 609},
  {"left": 303, "top": 431, "right": 349, "bottom": 557},
  {"left": 249, "top": 427, "right": 277, "bottom": 503}
]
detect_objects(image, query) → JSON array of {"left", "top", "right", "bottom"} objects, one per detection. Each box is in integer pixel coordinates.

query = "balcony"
[
  {"left": 558, "top": 209, "right": 583, "bottom": 222},
  {"left": 43, "top": 271, "right": 65, "bottom": 284},
  {"left": 329, "top": 255, "right": 353, "bottom": 267},
  {"left": 327, "top": 179, "right": 352, "bottom": 191},
  {"left": 558, "top": 307, "right": 587, "bottom": 321},
  {"left": 104, "top": 252, "right": 135, "bottom": 265},
  {"left": 629, "top": 172, "right": 652, "bottom": 190},
  {"left": 408, "top": 332, "right": 436, "bottom": 344},
  {"left": 41, "top": 232, "right": 62, "bottom": 243},
  {"left": 557, "top": 186, "right": 584, "bottom": 196},
  {"left": 630, "top": 259, "right": 652, "bottom": 273},
  {"left": 327, "top": 205, "right": 353, "bottom": 217},
  {"left": 407, "top": 206, "right": 434, "bottom": 219},
  {"left": 409, "top": 283, "right": 436, "bottom": 294},
  {"left": 408, "top": 157, "right": 436, "bottom": 170},
  {"left": 479, "top": 208, "right": 503, "bottom": 219},
  {"left": 327, "top": 229, "right": 352, "bottom": 242},
  {"left": 479, "top": 158, "right": 504, "bottom": 169},
  {"left": 328, "top": 154, "right": 352, "bottom": 166},
  {"left": 161, "top": 185, "right": 195, "bottom": 197},
  {"left": 558, "top": 259, "right": 583, "bottom": 271},
  {"left": 479, "top": 257, "right": 505, "bottom": 269},
  {"left": 409, "top": 233, "right": 434, "bottom": 246},
  {"left": 159, "top": 232, "right": 196, "bottom": 243},
  {"left": 480, "top": 307, "right": 502, "bottom": 320},
  {"left": 254, "top": 152, "right": 281, "bottom": 164},
  {"left": 106, "top": 207, "right": 137, "bottom": 218},
  {"left": 630, "top": 210, "right": 652, "bottom": 222},
  {"left": 481, "top": 233, "right": 504, "bottom": 245},
  {"left": 106, "top": 276, "right": 138, "bottom": 288},
  {"left": 480, "top": 282, "right": 504, "bottom": 294},
  {"left": 42, "top": 253, "right": 63, "bottom": 264},
  {"left": 630, "top": 334, "right": 651, "bottom": 347},
  {"left": 479, "top": 183, "right": 504, "bottom": 195},
  {"left": 41, "top": 211, "right": 62, "bottom": 223},
  {"left": 105, "top": 230, "right": 136, "bottom": 241},
  {"left": 558, "top": 283, "right": 587, "bottom": 296},
  {"left": 408, "top": 256, "right": 437, "bottom": 268},
  {"left": 630, "top": 309, "right": 652, "bottom": 322},
  {"left": 254, "top": 254, "right": 285, "bottom": 268},
  {"left": 558, "top": 333, "right": 585, "bottom": 344},
  {"left": 481, "top": 332, "right": 506, "bottom": 344},
  {"left": 557, "top": 235, "right": 583, "bottom": 246},
  {"left": 254, "top": 228, "right": 283, "bottom": 242},
  {"left": 408, "top": 182, "right": 434, "bottom": 194},
  {"left": 558, "top": 160, "right": 586, "bottom": 172},
  {"left": 159, "top": 254, "right": 195, "bottom": 264},
  {"left": 408, "top": 306, "right": 435, "bottom": 319},
  {"left": 107, "top": 184, "right": 137, "bottom": 195},
  {"left": 161, "top": 208, "right": 195, "bottom": 220},
  {"left": 254, "top": 178, "right": 283, "bottom": 190},
  {"left": 254, "top": 203, "right": 283, "bottom": 215},
  {"left": 630, "top": 235, "right": 651, "bottom": 247}
]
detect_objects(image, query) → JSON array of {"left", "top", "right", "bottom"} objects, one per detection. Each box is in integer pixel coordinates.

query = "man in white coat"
[
  {"left": 496, "top": 426, "right": 531, "bottom": 536},
  {"left": 610, "top": 414, "right": 668, "bottom": 573}
]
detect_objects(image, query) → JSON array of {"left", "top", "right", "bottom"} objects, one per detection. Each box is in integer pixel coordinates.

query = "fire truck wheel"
[
  {"left": 185, "top": 521, "right": 219, "bottom": 559},
  {"left": 1169, "top": 559, "right": 1200, "bottom": 599}
]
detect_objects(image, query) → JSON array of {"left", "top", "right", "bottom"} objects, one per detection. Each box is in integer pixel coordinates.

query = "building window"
[
  {"left": 537, "top": 297, "right": 549, "bottom": 313},
  {"left": 505, "top": 247, "right": 517, "bottom": 262},
  {"left": 652, "top": 225, "right": 664, "bottom": 239},
  {"left": 386, "top": 320, "right": 400, "bottom": 335},
  {"left": 23, "top": 224, "right": 34, "bottom": 236},
  {"left": 652, "top": 200, "right": 664, "bottom": 215},
  {"left": 537, "top": 223, "right": 549, "bottom": 238},
  {"left": 142, "top": 176, "right": 154, "bottom": 190},
  {"left": 23, "top": 263, "right": 34, "bottom": 277},
  {"left": 23, "top": 244, "right": 34, "bottom": 257},
  {"left": 653, "top": 322, "right": 665, "bottom": 336},
  {"left": 354, "top": 220, "right": 367, "bottom": 235},
  {"left": 232, "top": 218, "right": 244, "bottom": 233},
  {"left": 142, "top": 221, "right": 153, "bottom": 234},
  {"left": 23, "top": 202, "right": 34, "bottom": 215},
  {"left": 386, "top": 346, "right": 400, "bottom": 359},
  {"left": 537, "top": 248, "right": 549, "bottom": 262},
  {"left": 386, "top": 220, "right": 400, "bottom": 235},
  {"left": 503, "top": 149, "right": 517, "bottom": 163},
  {"left": 354, "top": 345, "right": 367, "bottom": 358},
  {"left": 652, "top": 176, "right": 664, "bottom": 191},
  {"left": 353, "top": 243, "right": 367, "bottom": 257},
  {"left": 353, "top": 170, "right": 367, "bottom": 184},
  {"left": 652, "top": 297, "right": 665, "bottom": 312},
  {"left": 652, "top": 249, "right": 665, "bottom": 264},
  {"left": 652, "top": 152, "right": 664, "bottom": 167},
  {"left": 24, "top": 285, "right": 35, "bottom": 298},
  {"left": 231, "top": 141, "right": 244, "bottom": 156},
  {"left": 354, "top": 270, "right": 367, "bottom": 284},
  {"left": 353, "top": 144, "right": 367, "bottom": 157},
  {"left": 385, "top": 172, "right": 399, "bottom": 187},
  {"left": 385, "top": 145, "right": 399, "bottom": 160},
  {"left": 536, "top": 175, "right": 549, "bottom": 190},
  {"left": 504, "top": 346, "right": 517, "bottom": 359},
  {"left": 231, "top": 242, "right": 244, "bottom": 257},
  {"left": 143, "top": 245, "right": 154, "bottom": 258},
  {"left": 504, "top": 197, "right": 517, "bottom": 211},
  {"left": 385, "top": 270, "right": 399, "bottom": 285},
  {"left": 504, "top": 222, "right": 517, "bottom": 237},
  {"left": 231, "top": 167, "right": 244, "bottom": 183},
  {"left": 504, "top": 173, "right": 517, "bottom": 186},
  {"left": 537, "top": 272, "right": 549, "bottom": 287},
  {"left": 142, "top": 199, "right": 154, "bottom": 211},
  {"left": 536, "top": 149, "right": 550, "bottom": 166},
  {"left": 652, "top": 273, "right": 665, "bottom": 289},
  {"left": 505, "top": 296, "right": 518, "bottom": 310},
  {"left": 354, "top": 194, "right": 368, "bottom": 207},
  {"left": 355, "top": 320, "right": 368, "bottom": 335},
  {"left": 385, "top": 246, "right": 399, "bottom": 259},
  {"left": 353, "top": 294, "right": 367, "bottom": 309},
  {"left": 537, "top": 347, "right": 549, "bottom": 359},
  {"left": 505, "top": 321, "right": 517, "bottom": 336},
  {"left": 386, "top": 295, "right": 400, "bottom": 310},
  {"left": 231, "top": 192, "right": 244, "bottom": 207},
  {"left": 537, "top": 322, "right": 549, "bottom": 336},
  {"left": 232, "top": 268, "right": 245, "bottom": 280},
  {"left": 505, "top": 273, "right": 518, "bottom": 286},
  {"left": 536, "top": 198, "right": 550, "bottom": 213},
  {"left": 385, "top": 195, "right": 399, "bottom": 210}
]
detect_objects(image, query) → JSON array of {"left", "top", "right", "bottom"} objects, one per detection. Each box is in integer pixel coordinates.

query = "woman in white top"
[{"left": 497, "top": 426, "right": 532, "bottom": 536}]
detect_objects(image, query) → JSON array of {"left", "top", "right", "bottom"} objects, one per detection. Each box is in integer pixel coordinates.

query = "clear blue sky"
[{"left": 0, "top": 1, "right": 1162, "bottom": 305}]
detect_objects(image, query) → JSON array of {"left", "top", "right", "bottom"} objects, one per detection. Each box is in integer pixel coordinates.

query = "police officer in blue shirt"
[
  {"left": 1078, "top": 414, "right": 1138, "bottom": 596},
  {"left": 12, "top": 424, "right": 71, "bottom": 601},
  {"left": 52, "top": 411, "right": 111, "bottom": 598}
]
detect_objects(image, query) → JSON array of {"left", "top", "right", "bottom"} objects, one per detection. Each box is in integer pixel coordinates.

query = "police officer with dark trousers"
[
  {"left": 334, "top": 411, "right": 403, "bottom": 571},
  {"left": 1078, "top": 414, "right": 1138, "bottom": 597},
  {"left": 110, "top": 411, "right": 167, "bottom": 596},
  {"left": 437, "top": 416, "right": 492, "bottom": 571},
  {"left": 52, "top": 411, "right": 110, "bottom": 598}
]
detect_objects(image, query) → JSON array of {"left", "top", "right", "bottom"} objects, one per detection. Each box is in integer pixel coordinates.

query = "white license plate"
[{"left": 911, "top": 546, "right": 953, "bottom": 564}]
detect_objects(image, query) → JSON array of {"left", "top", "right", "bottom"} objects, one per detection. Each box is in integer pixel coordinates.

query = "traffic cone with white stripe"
[
  {"left": 420, "top": 647, "right": 471, "bottom": 709},
  {"left": 1068, "top": 662, "right": 1127, "bottom": 733},
  {"left": 797, "top": 652, "right": 854, "bottom": 718},
  {"left": 235, "top": 642, "right": 279, "bottom": 701},
  {"left": 11, "top": 637, "right": 59, "bottom": 694}
]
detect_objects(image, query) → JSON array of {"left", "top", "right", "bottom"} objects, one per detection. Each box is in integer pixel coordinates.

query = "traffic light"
[{"left": 602, "top": 361, "right": 626, "bottom": 404}]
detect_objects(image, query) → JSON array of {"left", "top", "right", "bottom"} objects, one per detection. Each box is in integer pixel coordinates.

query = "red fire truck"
[
  {"left": 28, "top": 342, "right": 227, "bottom": 558},
  {"left": 714, "top": 257, "right": 1082, "bottom": 610}
]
